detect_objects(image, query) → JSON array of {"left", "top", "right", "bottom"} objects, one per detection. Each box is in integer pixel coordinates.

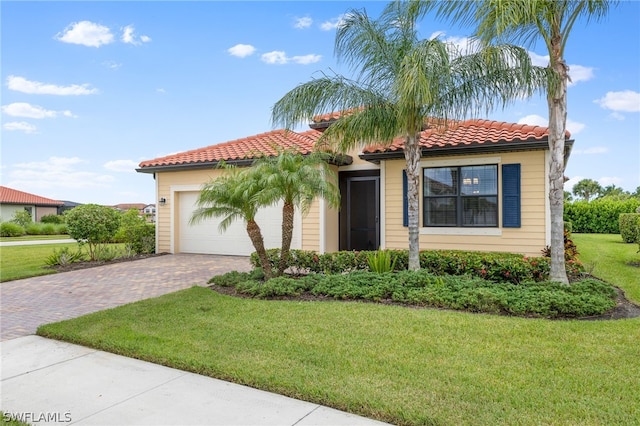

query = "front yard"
[{"left": 37, "top": 234, "right": 640, "bottom": 425}]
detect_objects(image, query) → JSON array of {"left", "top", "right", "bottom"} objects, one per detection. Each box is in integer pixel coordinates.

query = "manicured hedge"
[
  {"left": 564, "top": 198, "right": 640, "bottom": 234},
  {"left": 619, "top": 213, "right": 640, "bottom": 243},
  {"left": 251, "top": 248, "right": 555, "bottom": 284}
]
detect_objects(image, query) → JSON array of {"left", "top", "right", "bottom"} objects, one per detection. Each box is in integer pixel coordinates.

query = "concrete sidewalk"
[{"left": 1, "top": 336, "right": 390, "bottom": 426}]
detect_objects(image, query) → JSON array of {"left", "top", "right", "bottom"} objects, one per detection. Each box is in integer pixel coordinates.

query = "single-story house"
[
  {"left": 137, "top": 117, "right": 573, "bottom": 257},
  {"left": 0, "top": 186, "right": 64, "bottom": 222}
]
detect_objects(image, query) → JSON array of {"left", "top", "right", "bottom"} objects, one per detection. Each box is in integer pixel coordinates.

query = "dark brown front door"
[{"left": 341, "top": 175, "right": 380, "bottom": 251}]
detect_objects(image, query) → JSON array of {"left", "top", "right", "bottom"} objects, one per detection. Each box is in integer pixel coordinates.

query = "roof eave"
[{"left": 136, "top": 153, "right": 353, "bottom": 174}]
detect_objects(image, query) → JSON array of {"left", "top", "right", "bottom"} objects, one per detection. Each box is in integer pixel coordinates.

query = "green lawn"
[
  {"left": 0, "top": 234, "right": 70, "bottom": 242},
  {"left": 38, "top": 234, "right": 640, "bottom": 426},
  {"left": 573, "top": 233, "right": 640, "bottom": 303},
  {"left": 0, "top": 243, "right": 78, "bottom": 282},
  {"left": 38, "top": 288, "right": 640, "bottom": 426}
]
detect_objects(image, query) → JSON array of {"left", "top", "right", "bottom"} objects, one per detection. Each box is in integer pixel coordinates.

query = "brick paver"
[{"left": 0, "top": 254, "right": 251, "bottom": 341}]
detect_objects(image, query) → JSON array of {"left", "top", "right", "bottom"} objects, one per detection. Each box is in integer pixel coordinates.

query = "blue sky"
[{"left": 2, "top": 1, "right": 639, "bottom": 206}]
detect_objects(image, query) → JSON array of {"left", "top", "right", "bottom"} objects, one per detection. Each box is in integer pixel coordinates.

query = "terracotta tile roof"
[
  {"left": 111, "top": 203, "right": 147, "bottom": 211},
  {"left": 361, "top": 119, "right": 570, "bottom": 153},
  {"left": 139, "top": 129, "right": 323, "bottom": 170},
  {"left": 0, "top": 186, "right": 63, "bottom": 206}
]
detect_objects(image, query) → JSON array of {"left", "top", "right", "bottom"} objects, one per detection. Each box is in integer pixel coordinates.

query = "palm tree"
[
  {"left": 426, "top": 0, "right": 616, "bottom": 283},
  {"left": 190, "top": 165, "right": 274, "bottom": 279},
  {"left": 572, "top": 178, "right": 603, "bottom": 202},
  {"left": 272, "top": 1, "right": 548, "bottom": 270},
  {"left": 252, "top": 150, "right": 340, "bottom": 276}
]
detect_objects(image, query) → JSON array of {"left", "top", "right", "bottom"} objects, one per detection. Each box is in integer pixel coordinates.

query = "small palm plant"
[{"left": 367, "top": 249, "right": 397, "bottom": 273}]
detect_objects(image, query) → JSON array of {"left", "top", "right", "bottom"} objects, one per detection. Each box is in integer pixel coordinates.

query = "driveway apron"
[{"left": 1, "top": 254, "right": 252, "bottom": 341}]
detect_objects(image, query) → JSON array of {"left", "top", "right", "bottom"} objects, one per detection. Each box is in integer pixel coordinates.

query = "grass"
[
  {"left": 573, "top": 233, "right": 640, "bottom": 303},
  {"left": 38, "top": 287, "right": 640, "bottom": 426},
  {"left": 0, "top": 242, "right": 78, "bottom": 282},
  {"left": 0, "top": 412, "right": 31, "bottom": 426},
  {"left": 0, "top": 234, "right": 70, "bottom": 242}
]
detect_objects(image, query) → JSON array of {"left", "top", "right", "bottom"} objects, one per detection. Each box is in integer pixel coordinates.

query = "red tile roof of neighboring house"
[
  {"left": 361, "top": 119, "right": 570, "bottom": 154},
  {"left": 112, "top": 203, "right": 146, "bottom": 211},
  {"left": 0, "top": 186, "right": 63, "bottom": 206},
  {"left": 138, "top": 129, "right": 323, "bottom": 170}
]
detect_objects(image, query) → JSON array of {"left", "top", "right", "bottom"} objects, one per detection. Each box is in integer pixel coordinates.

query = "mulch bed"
[
  {"left": 209, "top": 280, "right": 640, "bottom": 321},
  {"left": 48, "top": 255, "right": 639, "bottom": 320}
]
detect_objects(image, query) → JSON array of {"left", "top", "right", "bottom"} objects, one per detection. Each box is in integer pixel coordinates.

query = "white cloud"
[
  {"left": 228, "top": 44, "right": 256, "bottom": 58},
  {"left": 55, "top": 21, "right": 114, "bottom": 47},
  {"left": 156, "top": 88, "right": 166, "bottom": 94},
  {"left": 518, "top": 114, "right": 548, "bottom": 127},
  {"left": 609, "top": 111, "right": 625, "bottom": 121},
  {"left": 517, "top": 114, "right": 585, "bottom": 135},
  {"left": 572, "top": 146, "right": 609, "bottom": 155},
  {"left": 7, "top": 75, "right": 99, "bottom": 95},
  {"left": 320, "top": 15, "right": 346, "bottom": 31},
  {"left": 261, "top": 51, "right": 321, "bottom": 65},
  {"left": 103, "top": 60, "right": 122, "bottom": 70},
  {"left": 3, "top": 121, "right": 37, "bottom": 134},
  {"left": 528, "top": 51, "right": 549, "bottom": 67},
  {"left": 2, "top": 102, "right": 75, "bottom": 119},
  {"left": 599, "top": 176, "right": 623, "bottom": 187},
  {"left": 103, "top": 159, "right": 138, "bottom": 172},
  {"left": 294, "top": 16, "right": 312, "bottom": 29},
  {"left": 595, "top": 90, "right": 640, "bottom": 112},
  {"left": 291, "top": 54, "right": 322, "bottom": 64},
  {"left": 568, "top": 65, "right": 594, "bottom": 86},
  {"left": 9, "top": 157, "right": 115, "bottom": 190},
  {"left": 564, "top": 176, "right": 584, "bottom": 192},
  {"left": 121, "top": 25, "right": 151, "bottom": 45},
  {"left": 261, "top": 51, "right": 288, "bottom": 64}
]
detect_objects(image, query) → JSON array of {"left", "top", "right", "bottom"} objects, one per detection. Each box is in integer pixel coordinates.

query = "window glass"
[{"left": 423, "top": 165, "right": 497, "bottom": 227}]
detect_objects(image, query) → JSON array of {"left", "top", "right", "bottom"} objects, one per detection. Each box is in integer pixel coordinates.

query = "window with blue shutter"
[
  {"left": 402, "top": 170, "right": 408, "bottom": 227},
  {"left": 502, "top": 163, "right": 521, "bottom": 228}
]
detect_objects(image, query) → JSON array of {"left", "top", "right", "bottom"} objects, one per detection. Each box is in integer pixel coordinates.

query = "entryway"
[{"left": 339, "top": 171, "right": 380, "bottom": 251}]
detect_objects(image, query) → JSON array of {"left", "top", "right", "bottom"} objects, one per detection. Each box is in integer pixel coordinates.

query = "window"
[{"left": 423, "top": 165, "right": 498, "bottom": 227}]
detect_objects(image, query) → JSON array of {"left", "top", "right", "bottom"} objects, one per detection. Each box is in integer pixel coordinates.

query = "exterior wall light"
[{"left": 159, "top": 197, "right": 167, "bottom": 205}]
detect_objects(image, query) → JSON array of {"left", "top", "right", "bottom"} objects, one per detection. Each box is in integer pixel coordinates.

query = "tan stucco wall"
[{"left": 382, "top": 150, "right": 547, "bottom": 257}]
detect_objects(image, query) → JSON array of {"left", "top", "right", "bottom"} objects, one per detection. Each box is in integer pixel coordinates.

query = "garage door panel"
[{"left": 179, "top": 191, "right": 300, "bottom": 255}]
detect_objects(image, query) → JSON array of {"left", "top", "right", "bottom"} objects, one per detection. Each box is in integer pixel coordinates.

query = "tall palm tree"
[
  {"left": 190, "top": 165, "right": 274, "bottom": 279},
  {"left": 272, "top": 1, "right": 549, "bottom": 270},
  {"left": 572, "top": 178, "right": 603, "bottom": 202},
  {"left": 425, "top": 0, "right": 616, "bottom": 283},
  {"left": 252, "top": 150, "right": 340, "bottom": 276}
]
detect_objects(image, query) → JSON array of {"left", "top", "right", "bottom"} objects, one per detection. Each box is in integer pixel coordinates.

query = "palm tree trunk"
[
  {"left": 547, "top": 51, "right": 570, "bottom": 285},
  {"left": 246, "top": 219, "right": 272, "bottom": 280},
  {"left": 277, "top": 201, "right": 295, "bottom": 276},
  {"left": 404, "top": 135, "right": 421, "bottom": 271}
]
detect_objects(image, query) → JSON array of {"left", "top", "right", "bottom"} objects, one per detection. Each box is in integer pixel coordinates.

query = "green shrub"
[
  {"left": 45, "top": 247, "right": 86, "bottom": 266},
  {"left": 41, "top": 214, "right": 65, "bottom": 224},
  {"left": 251, "top": 248, "right": 552, "bottom": 283},
  {"left": 619, "top": 213, "right": 640, "bottom": 243},
  {"left": 564, "top": 198, "right": 640, "bottom": 233},
  {"left": 25, "top": 223, "right": 44, "bottom": 235},
  {"left": 113, "top": 210, "right": 156, "bottom": 254},
  {"left": 65, "top": 204, "right": 121, "bottom": 260},
  {"left": 10, "top": 210, "right": 32, "bottom": 227},
  {"left": 0, "top": 222, "right": 26, "bottom": 237}
]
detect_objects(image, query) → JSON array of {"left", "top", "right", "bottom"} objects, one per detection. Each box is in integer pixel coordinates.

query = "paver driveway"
[{"left": 0, "top": 254, "right": 251, "bottom": 341}]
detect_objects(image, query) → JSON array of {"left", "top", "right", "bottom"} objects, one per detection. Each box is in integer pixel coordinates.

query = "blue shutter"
[
  {"left": 502, "top": 164, "right": 521, "bottom": 228},
  {"left": 402, "top": 170, "right": 408, "bottom": 227}
]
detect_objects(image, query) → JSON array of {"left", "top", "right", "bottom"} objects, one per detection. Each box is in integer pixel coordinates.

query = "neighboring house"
[
  {"left": 142, "top": 204, "right": 156, "bottom": 222},
  {"left": 111, "top": 203, "right": 156, "bottom": 222},
  {"left": 59, "top": 200, "right": 82, "bottom": 214},
  {"left": 0, "top": 186, "right": 64, "bottom": 222},
  {"left": 137, "top": 118, "right": 573, "bottom": 257}
]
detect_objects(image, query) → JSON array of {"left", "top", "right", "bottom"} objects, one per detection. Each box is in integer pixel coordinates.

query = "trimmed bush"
[
  {"left": 41, "top": 214, "right": 65, "bottom": 224},
  {"left": 0, "top": 222, "right": 25, "bottom": 237},
  {"left": 619, "top": 213, "right": 640, "bottom": 243},
  {"left": 564, "top": 198, "right": 640, "bottom": 234},
  {"left": 65, "top": 204, "right": 121, "bottom": 261}
]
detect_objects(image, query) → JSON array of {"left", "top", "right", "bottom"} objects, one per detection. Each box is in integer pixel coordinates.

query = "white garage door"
[{"left": 178, "top": 191, "right": 301, "bottom": 256}]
